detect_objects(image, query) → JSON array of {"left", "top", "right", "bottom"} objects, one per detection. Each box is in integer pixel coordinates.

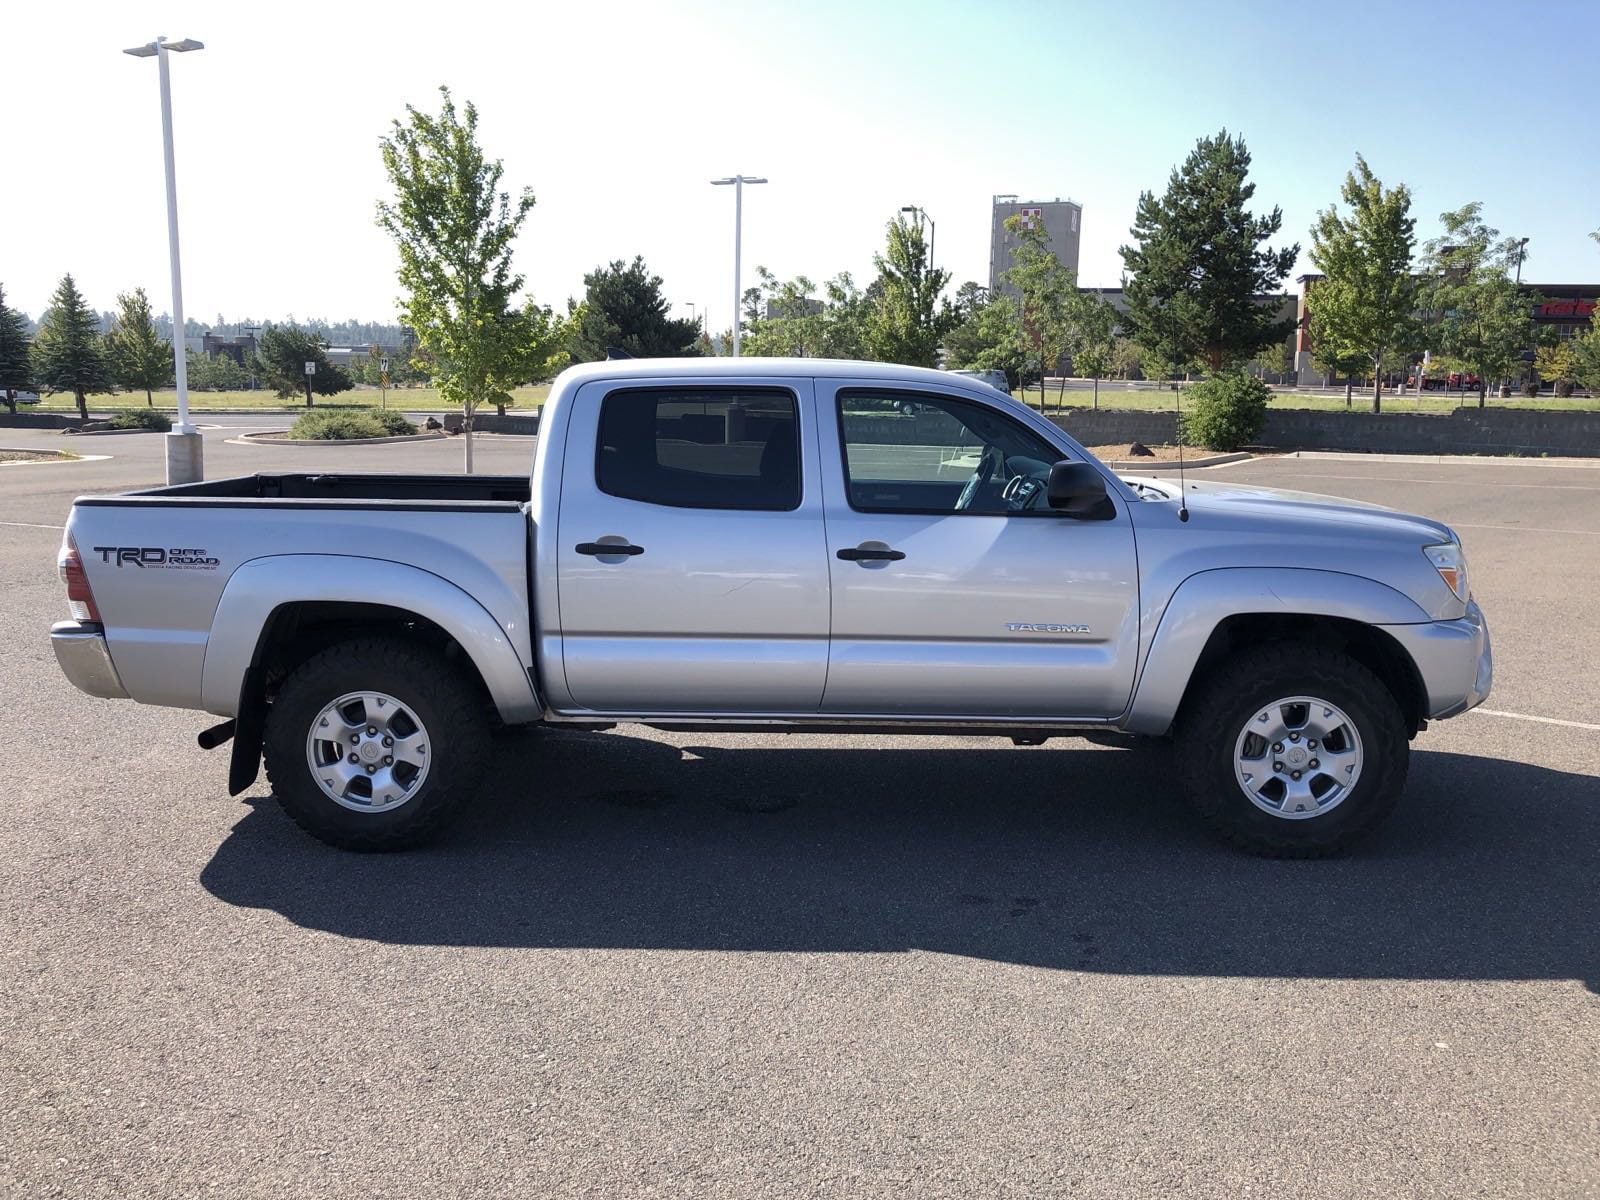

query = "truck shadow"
[{"left": 200, "top": 730, "right": 1599, "bottom": 988}]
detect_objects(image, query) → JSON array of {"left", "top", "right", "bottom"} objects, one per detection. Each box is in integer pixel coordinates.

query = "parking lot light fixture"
[
  {"left": 123, "top": 35, "right": 204, "bottom": 483},
  {"left": 899, "top": 204, "right": 936, "bottom": 274},
  {"left": 711, "top": 176, "right": 767, "bottom": 356}
]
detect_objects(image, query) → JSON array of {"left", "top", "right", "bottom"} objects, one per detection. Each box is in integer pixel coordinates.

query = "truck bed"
[{"left": 78, "top": 472, "right": 531, "bottom": 509}]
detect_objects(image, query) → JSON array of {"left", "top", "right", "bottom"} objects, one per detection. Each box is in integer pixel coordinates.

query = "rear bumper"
[
  {"left": 51, "top": 621, "right": 130, "bottom": 700},
  {"left": 1380, "top": 599, "right": 1492, "bottom": 722}
]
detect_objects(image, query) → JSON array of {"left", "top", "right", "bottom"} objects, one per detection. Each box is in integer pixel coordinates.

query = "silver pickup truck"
[{"left": 52, "top": 358, "right": 1491, "bottom": 856}]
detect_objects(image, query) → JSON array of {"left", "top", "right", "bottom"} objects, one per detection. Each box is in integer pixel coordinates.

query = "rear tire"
[
  {"left": 263, "top": 637, "right": 489, "bottom": 851},
  {"left": 1174, "top": 642, "right": 1409, "bottom": 857}
]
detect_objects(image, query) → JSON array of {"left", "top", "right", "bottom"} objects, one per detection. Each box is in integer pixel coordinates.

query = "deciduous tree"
[
  {"left": 32, "top": 274, "right": 114, "bottom": 421},
  {"left": 1119, "top": 129, "right": 1298, "bottom": 373},
  {"left": 1307, "top": 156, "right": 1421, "bottom": 412},
  {"left": 378, "top": 87, "right": 538, "bottom": 471},
  {"left": 863, "top": 216, "right": 951, "bottom": 368},
  {"left": 1418, "top": 204, "right": 1534, "bottom": 406},
  {"left": 106, "top": 287, "right": 173, "bottom": 406}
]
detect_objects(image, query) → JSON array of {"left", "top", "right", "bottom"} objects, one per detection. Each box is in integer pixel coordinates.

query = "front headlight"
[{"left": 1424, "top": 541, "right": 1469, "bottom": 602}]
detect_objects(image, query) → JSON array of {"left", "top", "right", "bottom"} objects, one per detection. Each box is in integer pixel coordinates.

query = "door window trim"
[
  {"left": 594, "top": 384, "right": 804, "bottom": 512},
  {"left": 834, "top": 387, "right": 1085, "bottom": 519}
]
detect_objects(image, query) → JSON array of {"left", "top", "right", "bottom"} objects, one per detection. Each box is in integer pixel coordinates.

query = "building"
[
  {"left": 765, "top": 297, "right": 823, "bottom": 320},
  {"left": 199, "top": 331, "right": 258, "bottom": 366},
  {"left": 989, "top": 195, "right": 1082, "bottom": 298},
  {"left": 1293, "top": 274, "right": 1597, "bottom": 384}
]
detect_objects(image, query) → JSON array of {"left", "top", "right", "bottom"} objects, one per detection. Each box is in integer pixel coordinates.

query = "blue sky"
[{"left": 6, "top": 0, "right": 1598, "bottom": 332}]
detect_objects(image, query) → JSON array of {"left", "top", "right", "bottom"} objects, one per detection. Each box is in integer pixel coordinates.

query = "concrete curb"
[
  {"left": 60, "top": 427, "right": 165, "bottom": 436},
  {"left": 231, "top": 430, "right": 449, "bottom": 447},
  {"left": 1283, "top": 450, "right": 1600, "bottom": 469},
  {"left": 0, "top": 449, "right": 111, "bottom": 465},
  {"left": 1100, "top": 451, "right": 1253, "bottom": 470}
]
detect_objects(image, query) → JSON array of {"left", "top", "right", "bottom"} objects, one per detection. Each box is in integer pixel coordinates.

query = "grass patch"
[
  {"left": 287, "top": 410, "right": 419, "bottom": 440},
  {"left": 1011, "top": 384, "right": 1599, "bottom": 414},
  {"left": 31, "top": 384, "right": 552, "bottom": 412},
  {"left": 1, "top": 448, "right": 80, "bottom": 463}
]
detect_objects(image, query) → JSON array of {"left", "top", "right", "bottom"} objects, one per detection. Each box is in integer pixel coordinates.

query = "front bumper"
[
  {"left": 1379, "top": 599, "right": 1492, "bottom": 722},
  {"left": 51, "top": 621, "right": 130, "bottom": 700}
]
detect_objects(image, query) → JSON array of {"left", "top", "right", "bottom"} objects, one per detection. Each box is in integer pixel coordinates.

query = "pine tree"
[
  {"left": 106, "top": 287, "right": 173, "bottom": 406},
  {"left": 1119, "top": 129, "right": 1298, "bottom": 373},
  {"left": 32, "top": 274, "right": 114, "bottom": 421},
  {"left": 569, "top": 256, "right": 701, "bottom": 362},
  {"left": 0, "top": 284, "right": 32, "bottom": 416}
]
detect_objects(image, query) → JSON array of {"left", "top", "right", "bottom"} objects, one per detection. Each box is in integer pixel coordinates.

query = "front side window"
[
  {"left": 837, "top": 390, "right": 1067, "bottom": 515},
  {"left": 597, "top": 388, "right": 801, "bottom": 511}
]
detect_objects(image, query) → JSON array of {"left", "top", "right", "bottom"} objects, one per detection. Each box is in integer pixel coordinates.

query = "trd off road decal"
[{"left": 94, "top": 546, "right": 220, "bottom": 570}]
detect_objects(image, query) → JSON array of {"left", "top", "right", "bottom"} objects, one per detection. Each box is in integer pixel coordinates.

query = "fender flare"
[
  {"left": 1123, "top": 567, "right": 1430, "bottom": 735},
  {"left": 200, "top": 555, "right": 541, "bottom": 723}
]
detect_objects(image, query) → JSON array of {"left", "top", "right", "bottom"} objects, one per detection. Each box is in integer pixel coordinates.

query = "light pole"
[
  {"left": 711, "top": 175, "right": 766, "bottom": 356},
  {"left": 1513, "top": 236, "right": 1529, "bottom": 286},
  {"left": 124, "top": 35, "right": 205, "bottom": 485},
  {"left": 899, "top": 205, "right": 937, "bottom": 273}
]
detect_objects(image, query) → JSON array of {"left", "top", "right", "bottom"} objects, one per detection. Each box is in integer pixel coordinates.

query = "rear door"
[
  {"left": 817, "top": 382, "right": 1141, "bottom": 720},
  {"left": 554, "top": 378, "right": 830, "bottom": 713}
]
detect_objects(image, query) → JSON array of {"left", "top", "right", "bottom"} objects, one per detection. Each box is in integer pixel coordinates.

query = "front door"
[
  {"left": 555, "top": 379, "right": 830, "bottom": 714},
  {"left": 817, "top": 383, "right": 1140, "bottom": 720}
]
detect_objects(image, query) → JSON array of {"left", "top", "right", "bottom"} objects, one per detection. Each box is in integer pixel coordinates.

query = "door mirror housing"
[{"left": 1047, "top": 460, "right": 1113, "bottom": 519}]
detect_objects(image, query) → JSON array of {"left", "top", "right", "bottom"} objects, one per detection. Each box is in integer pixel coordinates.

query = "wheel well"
[
  {"left": 1181, "top": 614, "right": 1428, "bottom": 737},
  {"left": 248, "top": 601, "right": 496, "bottom": 714}
]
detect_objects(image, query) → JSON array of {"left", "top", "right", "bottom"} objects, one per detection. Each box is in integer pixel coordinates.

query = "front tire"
[
  {"left": 263, "top": 637, "right": 489, "bottom": 851},
  {"left": 1174, "top": 643, "right": 1409, "bottom": 857}
]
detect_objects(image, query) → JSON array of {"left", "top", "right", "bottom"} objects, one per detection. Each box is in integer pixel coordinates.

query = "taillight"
[{"left": 58, "top": 534, "right": 101, "bottom": 622}]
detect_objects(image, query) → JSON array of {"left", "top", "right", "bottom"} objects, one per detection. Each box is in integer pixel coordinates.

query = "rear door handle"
[
  {"left": 836, "top": 546, "right": 905, "bottom": 562},
  {"left": 575, "top": 541, "right": 645, "bottom": 557}
]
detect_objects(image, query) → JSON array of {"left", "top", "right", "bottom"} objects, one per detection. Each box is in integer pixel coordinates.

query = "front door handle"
[
  {"left": 836, "top": 546, "right": 905, "bottom": 562},
  {"left": 575, "top": 541, "right": 645, "bottom": 557}
]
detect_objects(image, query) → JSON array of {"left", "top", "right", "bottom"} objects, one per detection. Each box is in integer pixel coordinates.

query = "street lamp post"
[
  {"left": 899, "top": 205, "right": 937, "bottom": 273},
  {"left": 124, "top": 35, "right": 205, "bottom": 485},
  {"left": 1514, "top": 236, "right": 1529, "bottom": 286},
  {"left": 711, "top": 176, "right": 767, "bottom": 356}
]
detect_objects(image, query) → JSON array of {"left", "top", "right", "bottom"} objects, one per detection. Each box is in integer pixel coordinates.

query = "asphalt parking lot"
[{"left": 2, "top": 418, "right": 1597, "bottom": 1198}]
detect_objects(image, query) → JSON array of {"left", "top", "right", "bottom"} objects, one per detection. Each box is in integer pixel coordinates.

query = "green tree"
[
  {"left": 185, "top": 349, "right": 250, "bottom": 392},
  {"left": 254, "top": 324, "right": 353, "bottom": 402},
  {"left": 1110, "top": 337, "right": 1142, "bottom": 380},
  {"left": 1069, "top": 290, "right": 1118, "bottom": 408},
  {"left": 1311, "top": 333, "right": 1371, "bottom": 406},
  {"left": 569, "top": 256, "right": 701, "bottom": 361},
  {"left": 32, "top": 274, "right": 114, "bottom": 421},
  {"left": 1307, "top": 156, "right": 1421, "bottom": 413},
  {"left": 863, "top": 216, "right": 951, "bottom": 367},
  {"left": 0, "top": 284, "right": 32, "bottom": 415},
  {"left": 378, "top": 86, "right": 538, "bottom": 471},
  {"left": 1419, "top": 204, "right": 1535, "bottom": 406},
  {"left": 1003, "top": 213, "right": 1078, "bottom": 407},
  {"left": 943, "top": 292, "right": 1029, "bottom": 389},
  {"left": 106, "top": 287, "right": 173, "bottom": 406},
  {"left": 741, "top": 268, "right": 825, "bottom": 357},
  {"left": 1533, "top": 341, "right": 1578, "bottom": 397},
  {"left": 1119, "top": 129, "right": 1298, "bottom": 373}
]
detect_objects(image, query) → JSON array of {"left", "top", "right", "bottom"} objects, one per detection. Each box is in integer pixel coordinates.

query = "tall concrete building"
[{"left": 989, "top": 195, "right": 1082, "bottom": 298}]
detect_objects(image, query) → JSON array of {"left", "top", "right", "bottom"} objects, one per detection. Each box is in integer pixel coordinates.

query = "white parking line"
[
  {"left": 1470, "top": 708, "right": 1600, "bottom": 732},
  {"left": 0, "top": 521, "right": 65, "bottom": 530},
  {"left": 1454, "top": 522, "right": 1600, "bottom": 537},
  {"left": 1285, "top": 472, "right": 1600, "bottom": 492}
]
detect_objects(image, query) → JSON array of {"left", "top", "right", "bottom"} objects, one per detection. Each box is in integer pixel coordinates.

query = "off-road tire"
[
  {"left": 263, "top": 637, "right": 489, "bottom": 851},
  {"left": 1174, "top": 642, "right": 1409, "bottom": 858}
]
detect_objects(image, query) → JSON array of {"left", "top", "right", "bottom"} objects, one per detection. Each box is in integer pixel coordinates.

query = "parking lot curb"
[{"left": 1285, "top": 451, "right": 1600, "bottom": 469}]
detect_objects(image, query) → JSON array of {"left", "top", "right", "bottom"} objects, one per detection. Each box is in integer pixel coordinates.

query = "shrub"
[
  {"left": 368, "top": 409, "right": 419, "bottom": 436},
  {"left": 287, "top": 410, "right": 415, "bottom": 440},
  {"left": 109, "top": 407, "right": 172, "bottom": 432},
  {"left": 1179, "top": 371, "right": 1269, "bottom": 451},
  {"left": 1520, "top": 382, "right": 1540, "bottom": 397}
]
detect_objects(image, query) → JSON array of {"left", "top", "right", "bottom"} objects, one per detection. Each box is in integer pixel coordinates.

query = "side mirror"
[{"left": 1047, "top": 460, "right": 1113, "bottom": 519}]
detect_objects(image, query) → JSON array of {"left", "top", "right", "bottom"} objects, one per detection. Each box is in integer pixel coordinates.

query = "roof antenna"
[{"left": 1174, "top": 373, "right": 1190, "bottom": 522}]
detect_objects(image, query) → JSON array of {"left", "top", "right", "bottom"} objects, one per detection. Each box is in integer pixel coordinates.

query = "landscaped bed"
[{"left": 1, "top": 448, "right": 81, "bottom": 464}]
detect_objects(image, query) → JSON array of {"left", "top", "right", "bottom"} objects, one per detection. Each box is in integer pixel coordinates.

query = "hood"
[{"left": 1120, "top": 476, "right": 1456, "bottom": 544}]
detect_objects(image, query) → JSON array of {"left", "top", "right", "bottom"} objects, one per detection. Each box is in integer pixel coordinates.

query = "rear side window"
[{"left": 596, "top": 388, "right": 801, "bottom": 511}]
